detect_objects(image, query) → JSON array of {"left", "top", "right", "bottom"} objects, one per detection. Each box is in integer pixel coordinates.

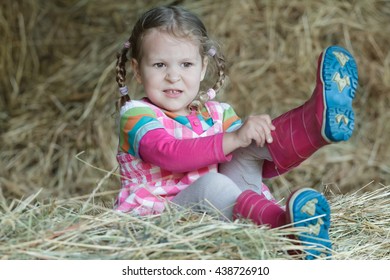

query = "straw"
[{"left": 0, "top": 0, "right": 389, "bottom": 259}]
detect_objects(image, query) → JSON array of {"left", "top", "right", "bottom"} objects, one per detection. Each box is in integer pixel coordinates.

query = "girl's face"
[{"left": 131, "top": 29, "right": 208, "bottom": 115}]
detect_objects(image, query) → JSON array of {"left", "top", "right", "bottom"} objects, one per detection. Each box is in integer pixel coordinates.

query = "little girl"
[{"left": 114, "top": 6, "right": 358, "bottom": 260}]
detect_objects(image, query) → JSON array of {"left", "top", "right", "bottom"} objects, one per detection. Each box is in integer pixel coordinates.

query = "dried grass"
[
  {"left": 1, "top": 0, "right": 390, "bottom": 259},
  {"left": 0, "top": 179, "right": 389, "bottom": 260}
]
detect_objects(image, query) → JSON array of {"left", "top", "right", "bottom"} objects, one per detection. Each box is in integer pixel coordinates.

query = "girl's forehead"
[
  {"left": 139, "top": 28, "right": 202, "bottom": 58},
  {"left": 143, "top": 28, "right": 199, "bottom": 46}
]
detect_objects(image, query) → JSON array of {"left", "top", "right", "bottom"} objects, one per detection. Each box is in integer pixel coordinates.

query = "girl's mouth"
[{"left": 164, "top": 89, "right": 183, "bottom": 98}]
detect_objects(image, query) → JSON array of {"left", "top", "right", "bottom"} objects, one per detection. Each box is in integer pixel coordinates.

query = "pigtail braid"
[
  {"left": 115, "top": 41, "right": 131, "bottom": 109},
  {"left": 188, "top": 47, "right": 227, "bottom": 112},
  {"left": 210, "top": 51, "right": 226, "bottom": 94}
]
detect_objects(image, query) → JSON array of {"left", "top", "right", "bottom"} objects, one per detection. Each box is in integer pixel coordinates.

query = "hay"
[
  {"left": 0, "top": 181, "right": 389, "bottom": 260},
  {"left": 0, "top": 0, "right": 390, "bottom": 259},
  {"left": 1, "top": 0, "right": 389, "bottom": 198}
]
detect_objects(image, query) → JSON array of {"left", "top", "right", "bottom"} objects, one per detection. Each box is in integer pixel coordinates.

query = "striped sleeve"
[
  {"left": 119, "top": 101, "right": 163, "bottom": 157},
  {"left": 220, "top": 103, "right": 242, "bottom": 132}
]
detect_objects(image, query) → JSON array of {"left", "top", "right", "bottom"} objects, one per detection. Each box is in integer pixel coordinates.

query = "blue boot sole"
[
  {"left": 288, "top": 188, "right": 332, "bottom": 259},
  {"left": 320, "top": 46, "right": 358, "bottom": 142}
]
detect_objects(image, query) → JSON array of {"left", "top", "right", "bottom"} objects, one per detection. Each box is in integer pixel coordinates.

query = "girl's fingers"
[
  {"left": 255, "top": 126, "right": 267, "bottom": 147},
  {"left": 240, "top": 114, "right": 275, "bottom": 146},
  {"left": 257, "top": 122, "right": 273, "bottom": 144}
]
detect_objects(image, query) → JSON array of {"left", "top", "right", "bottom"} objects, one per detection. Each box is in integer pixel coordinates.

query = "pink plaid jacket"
[{"left": 115, "top": 100, "right": 228, "bottom": 215}]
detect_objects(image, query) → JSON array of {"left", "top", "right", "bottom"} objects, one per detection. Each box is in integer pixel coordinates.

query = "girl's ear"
[
  {"left": 131, "top": 58, "right": 142, "bottom": 83},
  {"left": 200, "top": 56, "right": 209, "bottom": 81}
]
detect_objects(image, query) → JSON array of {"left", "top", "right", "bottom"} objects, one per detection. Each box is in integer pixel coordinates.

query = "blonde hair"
[{"left": 115, "top": 6, "right": 226, "bottom": 111}]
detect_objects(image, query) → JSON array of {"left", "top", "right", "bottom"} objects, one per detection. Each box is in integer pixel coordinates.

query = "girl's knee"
[
  {"left": 197, "top": 173, "right": 241, "bottom": 196},
  {"left": 200, "top": 172, "right": 236, "bottom": 187}
]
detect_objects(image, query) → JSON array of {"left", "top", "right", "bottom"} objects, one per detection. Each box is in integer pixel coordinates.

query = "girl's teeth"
[{"left": 165, "top": 90, "right": 181, "bottom": 95}]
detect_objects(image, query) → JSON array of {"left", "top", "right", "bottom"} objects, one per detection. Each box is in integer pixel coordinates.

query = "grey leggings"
[{"left": 172, "top": 142, "right": 272, "bottom": 220}]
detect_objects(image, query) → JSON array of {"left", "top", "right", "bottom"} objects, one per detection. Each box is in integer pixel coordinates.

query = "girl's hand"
[
  {"left": 234, "top": 114, "right": 275, "bottom": 148},
  {"left": 223, "top": 114, "right": 275, "bottom": 155}
]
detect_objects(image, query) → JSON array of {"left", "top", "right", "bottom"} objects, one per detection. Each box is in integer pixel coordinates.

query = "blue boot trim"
[
  {"left": 288, "top": 188, "right": 332, "bottom": 260},
  {"left": 320, "top": 46, "right": 358, "bottom": 142}
]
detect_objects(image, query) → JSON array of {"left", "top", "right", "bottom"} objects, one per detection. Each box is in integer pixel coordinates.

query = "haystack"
[
  {"left": 0, "top": 181, "right": 389, "bottom": 259},
  {"left": 0, "top": 0, "right": 389, "bottom": 259}
]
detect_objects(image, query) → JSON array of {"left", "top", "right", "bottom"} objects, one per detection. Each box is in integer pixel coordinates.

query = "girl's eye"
[
  {"left": 153, "top": 63, "right": 165, "bottom": 68},
  {"left": 182, "top": 62, "right": 193, "bottom": 68}
]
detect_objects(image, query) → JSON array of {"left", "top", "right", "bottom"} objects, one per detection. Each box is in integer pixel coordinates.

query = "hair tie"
[
  {"left": 119, "top": 86, "right": 129, "bottom": 96},
  {"left": 207, "top": 47, "right": 216, "bottom": 57},
  {"left": 123, "top": 41, "right": 131, "bottom": 49},
  {"left": 206, "top": 88, "right": 216, "bottom": 100}
]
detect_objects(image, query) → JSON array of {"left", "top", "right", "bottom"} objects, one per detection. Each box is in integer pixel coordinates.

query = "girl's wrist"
[{"left": 222, "top": 131, "right": 241, "bottom": 155}]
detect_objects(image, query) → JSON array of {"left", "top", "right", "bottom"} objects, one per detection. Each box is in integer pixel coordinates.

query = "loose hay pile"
[
  {"left": 0, "top": 182, "right": 389, "bottom": 259},
  {"left": 1, "top": 0, "right": 389, "bottom": 259}
]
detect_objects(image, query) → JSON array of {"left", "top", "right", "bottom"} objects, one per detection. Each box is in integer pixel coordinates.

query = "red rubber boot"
[
  {"left": 262, "top": 46, "right": 358, "bottom": 178},
  {"left": 233, "top": 188, "right": 332, "bottom": 259},
  {"left": 233, "top": 190, "right": 286, "bottom": 228},
  {"left": 285, "top": 188, "right": 332, "bottom": 259}
]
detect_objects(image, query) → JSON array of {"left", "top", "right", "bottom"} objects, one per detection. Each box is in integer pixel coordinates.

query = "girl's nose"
[{"left": 165, "top": 71, "right": 181, "bottom": 83}]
